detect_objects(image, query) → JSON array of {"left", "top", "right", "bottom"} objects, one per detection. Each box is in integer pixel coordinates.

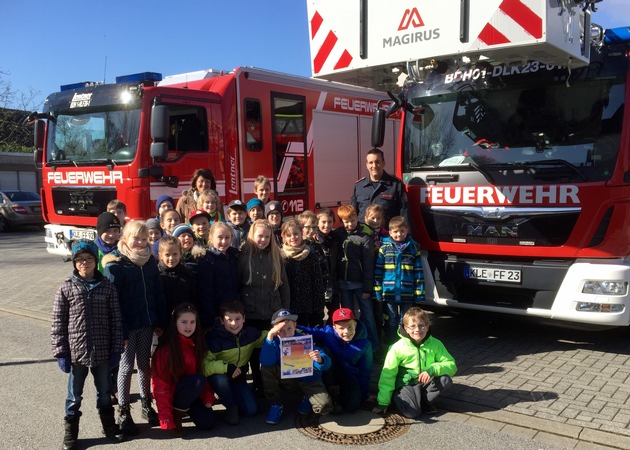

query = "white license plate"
[
  {"left": 70, "top": 229, "right": 96, "bottom": 240},
  {"left": 465, "top": 266, "right": 521, "bottom": 283}
]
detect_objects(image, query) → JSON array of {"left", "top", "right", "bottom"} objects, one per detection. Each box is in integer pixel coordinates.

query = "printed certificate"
[{"left": 279, "top": 335, "right": 314, "bottom": 379}]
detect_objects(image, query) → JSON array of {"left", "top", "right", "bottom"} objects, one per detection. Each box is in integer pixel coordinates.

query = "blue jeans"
[
  {"left": 339, "top": 287, "right": 379, "bottom": 351},
  {"left": 65, "top": 363, "right": 112, "bottom": 417},
  {"left": 209, "top": 374, "right": 258, "bottom": 416},
  {"left": 383, "top": 301, "right": 412, "bottom": 344},
  {"left": 173, "top": 374, "right": 215, "bottom": 430}
]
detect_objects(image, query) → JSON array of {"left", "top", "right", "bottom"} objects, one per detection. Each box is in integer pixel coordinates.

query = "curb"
[{"left": 440, "top": 397, "right": 630, "bottom": 450}]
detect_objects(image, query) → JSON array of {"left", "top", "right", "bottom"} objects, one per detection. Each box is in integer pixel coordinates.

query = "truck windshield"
[
  {"left": 46, "top": 109, "right": 141, "bottom": 165},
  {"left": 403, "top": 67, "right": 624, "bottom": 183}
]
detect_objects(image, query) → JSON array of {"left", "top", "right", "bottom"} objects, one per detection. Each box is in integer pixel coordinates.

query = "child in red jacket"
[{"left": 151, "top": 303, "right": 215, "bottom": 436}]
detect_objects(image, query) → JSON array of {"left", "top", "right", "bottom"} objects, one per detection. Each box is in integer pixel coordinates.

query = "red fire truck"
[
  {"left": 31, "top": 67, "right": 398, "bottom": 257},
  {"left": 307, "top": 0, "right": 630, "bottom": 326}
]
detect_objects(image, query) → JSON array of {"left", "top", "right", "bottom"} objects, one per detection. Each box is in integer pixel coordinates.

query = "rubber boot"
[
  {"left": 117, "top": 404, "right": 139, "bottom": 436},
  {"left": 98, "top": 406, "right": 125, "bottom": 443},
  {"left": 141, "top": 396, "right": 159, "bottom": 426},
  {"left": 62, "top": 416, "right": 79, "bottom": 450}
]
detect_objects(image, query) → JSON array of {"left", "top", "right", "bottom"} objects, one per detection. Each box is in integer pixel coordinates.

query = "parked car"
[{"left": 0, "top": 190, "right": 44, "bottom": 232}]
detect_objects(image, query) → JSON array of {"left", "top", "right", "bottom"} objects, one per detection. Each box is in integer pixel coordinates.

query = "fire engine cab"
[
  {"left": 31, "top": 67, "right": 398, "bottom": 257},
  {"left": 307, "top": 0, "right": 630, "bottom": 326}
]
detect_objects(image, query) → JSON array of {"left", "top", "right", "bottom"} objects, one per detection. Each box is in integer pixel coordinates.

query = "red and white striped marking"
[
  {"left": 477, "top": 0, "right": 543, "bottom": 46},
  {"left": 310, "top": 10, "right": 353, "bottom": 74}
]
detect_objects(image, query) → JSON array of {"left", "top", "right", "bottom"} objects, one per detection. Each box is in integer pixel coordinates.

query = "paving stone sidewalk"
[{"left": 430, "top": 310, "right": 630, "bottom": 447}]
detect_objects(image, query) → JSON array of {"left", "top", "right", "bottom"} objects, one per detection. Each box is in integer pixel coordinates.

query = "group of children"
[{"left": 50, "top": 174, "right": 457, "bottom": 449}]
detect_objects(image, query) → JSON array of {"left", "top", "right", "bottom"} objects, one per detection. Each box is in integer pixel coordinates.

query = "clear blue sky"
[{"left": 1, "top": 0, "right": 628, "bottom": 110}]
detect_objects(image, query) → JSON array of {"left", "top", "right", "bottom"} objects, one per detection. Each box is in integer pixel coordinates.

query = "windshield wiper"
[
  {"left": 47, "top": 159, "right": 78, "bottom": 169},
  {"left": 70, "top": 158, "right": 119, "bottom": 169},
  {"left": 408, "top": 155, "right": 428, "bottom": 168},
  {"left": 437, "top": 160, "right": 495, "bottom": 184},
  {"left": 519, "top": 159, "right": 587, "bottom": 182}
]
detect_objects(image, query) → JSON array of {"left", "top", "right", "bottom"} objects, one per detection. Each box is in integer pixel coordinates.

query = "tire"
[{"left": 0, "top": 216, "right": 7, "bottom": 232}]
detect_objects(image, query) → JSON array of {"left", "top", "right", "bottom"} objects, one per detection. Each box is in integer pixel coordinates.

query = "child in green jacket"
[
  {"left": 203, "top": 301, "right": 266, "bottom": 425},
  {"left": 373, "top": 307, "right": 456, "bottom": 418}
]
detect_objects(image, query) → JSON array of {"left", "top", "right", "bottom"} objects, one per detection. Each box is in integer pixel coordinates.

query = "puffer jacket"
[
  {"left": 152, "top": 333, "right": 215, "bottom": 430},
  {"left": 298, "top": 321, "right": 373, "bottom": 400},
  {"left": 334, "top": 222, "right": 375, "bottom": 293},
  {"left": 197, "top": 246, "right": 240, "bottom": 329},
  {"left": 237, "top": 247, "right": 290, "bottom": 322},
  {"left": 102, "top": 250, "right": 167, "bottom": 338},
  {"left": 376, "top": 327, "right": 457, "bottom": 408},
  {"left": 283, "top": 247, "right": 325, "bottom": 315},
  {"left": 203, "top": 321, "right": 266, "bottom": 377},
  {"left": 51, "top": 271, "right": 124, "bottom": 366},
  {"left": 158, "top": 261, "right": 198, "bottom": 315},
  {"left": 374, "top": 236, "right": 425, "bottom": 303}
]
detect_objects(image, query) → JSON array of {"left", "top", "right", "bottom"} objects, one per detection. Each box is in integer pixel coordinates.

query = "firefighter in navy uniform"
[{"left": 351, "top": 148, "right": 409, "bottom": 227}]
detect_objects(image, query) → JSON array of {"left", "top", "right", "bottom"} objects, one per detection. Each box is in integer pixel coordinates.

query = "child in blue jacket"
[
  {"left": 260, "top": 309, "right": 333, "bottom": 424},
  {"left": 298, "top": 307, "right": 373, "bottom": 413},
  {"left": 373, "top": 216, "right": 424, "bottom": 345}
]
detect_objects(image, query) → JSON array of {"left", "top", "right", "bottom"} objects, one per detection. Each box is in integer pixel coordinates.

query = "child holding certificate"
[{"left": 260, "top": 309, "right": 333, "bottom": 425}]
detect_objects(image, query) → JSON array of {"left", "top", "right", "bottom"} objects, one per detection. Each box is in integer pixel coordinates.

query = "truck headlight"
[{"left": 582, "top": 281, "right": 628, "bottom": 295}]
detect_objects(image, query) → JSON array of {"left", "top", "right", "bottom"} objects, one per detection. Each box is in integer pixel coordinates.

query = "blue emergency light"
[
  {"left": 604, "top": 27, "right": 630, "bottom": 45},
  {"left": 60, "top": 81, "right": 102, "bottom": 91},
  {"left": 115, "top": 72, "right": 163, "bottom": 84}
]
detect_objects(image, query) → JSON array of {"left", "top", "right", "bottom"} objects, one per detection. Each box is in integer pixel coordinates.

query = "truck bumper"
[
  {"left": 425, "top": 254, "right": 630, "bottom": 326},
  {"left": 44, "top": 224, "right": 97, "bottom": 258}
]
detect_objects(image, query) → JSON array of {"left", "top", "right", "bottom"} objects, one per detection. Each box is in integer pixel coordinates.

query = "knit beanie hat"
[
  {"left": 145, "top": 218, "right": 161, "bottom": 232},
  {"left": 156, "top": 195, "right": 175, "bottom": 213},
  {"left": 71, "top": 239, "right": 98, "bottom": 260},
  {"left": 171, "top": 224, "right": 195, "bottom": 238},
  {"left": 96, "top": 212, "right": 121, "bottom": 236},
  {"left": 265, "top": 201, "right": 282, "bottom": 218},
  {"left": 246, "top": 198, "right": 265, "bottom": 213}
]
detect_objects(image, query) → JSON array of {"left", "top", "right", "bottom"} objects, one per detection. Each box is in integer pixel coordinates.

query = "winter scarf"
[
  {"left": 282, "top": 243, "right": 310, "bottom": 261},
  {"left": 95, "top": 235, "right": 117, "bottom": 255},
  {"left": 117, "top": 240, "right": 152, "bottom": 267}
]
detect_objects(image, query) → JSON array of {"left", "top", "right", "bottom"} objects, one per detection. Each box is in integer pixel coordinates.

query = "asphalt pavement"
[{"left": 1, "top": 228, "right": 629, "bottom": 449}]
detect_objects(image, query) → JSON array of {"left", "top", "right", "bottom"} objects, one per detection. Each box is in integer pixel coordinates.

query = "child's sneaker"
[
  {"left": 297, "top": 396, "right": 312, "bottom": 415},
  {"left": 265, "top": 403, "right": 283, "bottom": 425}
]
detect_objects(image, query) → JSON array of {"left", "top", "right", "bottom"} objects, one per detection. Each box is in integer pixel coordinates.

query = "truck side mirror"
[
  {"left": 150, "top": 141, "right": 168, "bottom": 160},
  {"left": 34, "top": 119, "right": 45, "bottom": 149},
  {"left": 151, "top": 104, "right": 169, "bottom": 142},
  {"left": 372, "top": 109, "right": 386, "bottom": 148},
  {"left": 150, "top": 105, "right": 169, "bottom": 161},
  {"left": 33, "top": 119, "right": 45, "bottom": 169}
]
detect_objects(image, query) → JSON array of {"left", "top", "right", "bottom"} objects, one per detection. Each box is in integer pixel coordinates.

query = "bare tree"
[{"left": 0, "top": 70, "right": 41, "bottom": 153}]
